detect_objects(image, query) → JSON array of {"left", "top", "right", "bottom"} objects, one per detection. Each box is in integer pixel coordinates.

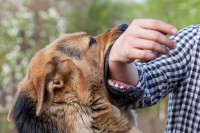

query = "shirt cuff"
[
  {"left": 133, "top": 62, "right": 152, "bottom": 109},
  {"left": 134, "top": 62, "right": 147, "bottom": 89}
]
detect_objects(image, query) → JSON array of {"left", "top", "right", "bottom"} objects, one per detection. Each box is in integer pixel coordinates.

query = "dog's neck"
[
  {"left": 12, "top": 88, "right": 131, "bottom": 133},
  {"left": 48, "top": 89, "right": 131, "bottom": 133}
]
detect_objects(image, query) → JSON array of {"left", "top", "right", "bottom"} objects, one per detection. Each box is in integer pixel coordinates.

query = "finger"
[
  {"left": 142, "top": 50, "right": 159, "bottom": 61},
  {"left": 136, "top": 27, "right": 175, "bottom": 49},
  {"left": 127, "top": 48, "right": 158, "bottom": 61},
  {"left": 133, "top": 38, "right": 169, "bottom": 55},
  {"left": 131, "top": 19, "right": 178, "bottom": 35}
]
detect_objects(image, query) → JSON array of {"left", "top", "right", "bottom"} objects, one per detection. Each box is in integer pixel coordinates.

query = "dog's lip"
[
  {"left": 105, "top": 79, "right": 144, "bottom": 97},
  {"left": 104, "top": 78, "right": 145, "bottom": 108},
  {"left": 104, "top": 45, "right": 145, "bottom": 108}
]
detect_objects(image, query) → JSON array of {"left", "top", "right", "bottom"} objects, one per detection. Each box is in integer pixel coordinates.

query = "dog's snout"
[{"left": 118, "top": 24, "right": 128, "bottom": 31}]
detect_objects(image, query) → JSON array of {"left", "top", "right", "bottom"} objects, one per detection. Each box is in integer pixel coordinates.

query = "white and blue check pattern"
[{"left": 134, "top": 25, "right": 200, "bottom": 133}]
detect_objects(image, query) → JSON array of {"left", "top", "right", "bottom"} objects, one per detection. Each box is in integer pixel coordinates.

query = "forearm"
[
  {"left": 107, "top": 19, "right": 178, "bottom": 108},
  {"left": 108, "top": 60, "right": 139, "bottom": 87}
]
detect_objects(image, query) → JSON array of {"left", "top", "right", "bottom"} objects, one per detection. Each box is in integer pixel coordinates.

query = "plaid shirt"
[{"left": 134, "top": 25, "right": 200, "bottom": 133}]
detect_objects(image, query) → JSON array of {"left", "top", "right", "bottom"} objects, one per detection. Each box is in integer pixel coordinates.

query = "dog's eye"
[{"left": 89, "top": 37, "right": 96, "bottom": 48}]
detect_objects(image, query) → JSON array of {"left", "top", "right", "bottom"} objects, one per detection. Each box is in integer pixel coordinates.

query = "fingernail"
[
  {"left": 171, "top": 28, "right": 178, "bottom": 34},
  {"left": 173, "top": 42, "right": 176, "bottom": 49}
]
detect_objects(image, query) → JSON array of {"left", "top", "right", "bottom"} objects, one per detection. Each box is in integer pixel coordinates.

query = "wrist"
[{"left": 108, "top": 59, "right": 139, "bottom": 87}]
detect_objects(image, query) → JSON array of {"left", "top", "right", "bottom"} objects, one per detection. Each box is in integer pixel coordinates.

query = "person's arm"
[
  {"left": 133, "top": 25, "right": 198, "bottom": 108},
  {"left": 109, "top": 20, "right": 199, "bottom": 108},
  {"left": 109, "top": 19, "right": 177, "bottom": 86}
]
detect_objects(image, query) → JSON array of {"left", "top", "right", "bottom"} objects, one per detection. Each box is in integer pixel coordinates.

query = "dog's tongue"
[{"left": 107, "top": 79, "right": 133, "bottom": 91}]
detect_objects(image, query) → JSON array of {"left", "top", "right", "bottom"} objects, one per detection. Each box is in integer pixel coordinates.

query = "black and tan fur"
[{"left": 8, "top": 25, "right": 142, "bottom": 133}]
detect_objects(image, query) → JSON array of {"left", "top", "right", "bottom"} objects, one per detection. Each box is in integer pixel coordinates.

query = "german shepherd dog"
[{"left": 8, "top": 24, "right": 144, "bottom": 133}]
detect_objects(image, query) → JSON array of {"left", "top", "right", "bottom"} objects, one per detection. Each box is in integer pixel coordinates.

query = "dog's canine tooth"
[
  {"left": 115, "top": 83, "right": 119, "bottom": 87},
  {"left": 108, "top": 80, "right": 114, "bottom": 86},
  {"left": 136, "top": 82, "right": 141, "bottom": 87},
  {"left": 120, "top": 86, "right": 123, "bottom": 88}
]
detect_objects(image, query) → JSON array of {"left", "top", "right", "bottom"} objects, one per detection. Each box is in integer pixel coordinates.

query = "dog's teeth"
[
  {"left": 120, "top": 86, "right": 123, "bottom": 88},
  {"left": 136, "top": 82, "right": 141, "bottom": 87},
  {"left": 115, "top": 83, "right": 119, "bottom": 87},
  {"left": 108, "top": 80, "right": 114, "bottom": 86}
]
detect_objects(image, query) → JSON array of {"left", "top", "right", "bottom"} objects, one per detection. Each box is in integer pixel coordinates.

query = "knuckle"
[
  {"left": 151, "top": 19, "right": 161, "bottom": 27},
  {"left": 125, "top": 47, "right": 136, "bottom": 59},
  {"left": 125, "top": 33, "right": 137, "bottom": 42},
  {"left": 154, "top": 33, "right": 161, "bottom": 40},
  {"left": 140, "top": 51, "right": 147, "bottom": 59},
  {"left": 152, "top": 19, "right": 161, "bottom": 25},
  {"left": 168, "top": 39, "right": 174, "bottom": 48},
  {"left": 149, "top": 42, "right": 157, "bottom": 50},
  {"left": 131, "top": 19, "right": 140, "bottom": 25},
  {"left": 132, "top": 20, "right": 137, "bottom": 24},
  {"left": 125, "top": 28, "right": 135, "bottom": 37},
  {"left": 164, "top": 48, "right": 169, "bottom": 54}
]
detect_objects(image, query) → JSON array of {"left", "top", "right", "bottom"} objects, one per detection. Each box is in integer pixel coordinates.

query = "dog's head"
[{"left": 8, "top": 24, "right": 144, "bottom": 123}]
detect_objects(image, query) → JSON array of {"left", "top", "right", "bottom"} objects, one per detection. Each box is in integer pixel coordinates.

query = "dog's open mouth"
[
  {"left": 104, "top": 76, "right": 145, "bottom": 108},
  {"left": 104, "top": 39, "right": 145, "bottom": 108},
  {"left": 107, "top": 79, "right": 134, "bottom": 92}
]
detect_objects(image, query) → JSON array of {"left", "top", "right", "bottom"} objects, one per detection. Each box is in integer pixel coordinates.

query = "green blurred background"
[{"left": 0, "top": 0, "right": 199, "bottom": 132}]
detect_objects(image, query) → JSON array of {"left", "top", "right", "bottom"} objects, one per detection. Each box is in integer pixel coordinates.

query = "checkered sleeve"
[{"left": 132, "top": 25, "right": 200, "bottom": 109}]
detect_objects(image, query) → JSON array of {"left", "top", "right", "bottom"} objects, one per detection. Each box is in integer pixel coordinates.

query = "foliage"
[
  {"left": 130, "top": 0, "right": 200, "bottom": 29},
  {"left": 66, "top": 0, "right": 137, "bottom": 35},
  {"left": 0, "top": 1, "right": 67, "bottom": 131}
]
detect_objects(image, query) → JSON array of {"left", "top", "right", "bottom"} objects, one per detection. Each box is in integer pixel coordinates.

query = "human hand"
[
  {"left": 108, "top": 19, "right": 178, "bottom": 86},
  {"left": 109, "top": 19, "right": 178, "bottom": 63}
]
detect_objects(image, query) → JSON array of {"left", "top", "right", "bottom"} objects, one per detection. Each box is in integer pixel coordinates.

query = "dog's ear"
[
  {"left": 35, "top": 59, "right": 73, "bottom": 116},
  {"left": 34, "top": 61, "right": 54, "bottom": 116},
  {"left": 7, "top": 59, "right": 73, "bottom": 121}
]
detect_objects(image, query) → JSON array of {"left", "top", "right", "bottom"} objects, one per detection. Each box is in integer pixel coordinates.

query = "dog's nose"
[{"left": 118, "top": 24, "right": 128, "bottom": 31}]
